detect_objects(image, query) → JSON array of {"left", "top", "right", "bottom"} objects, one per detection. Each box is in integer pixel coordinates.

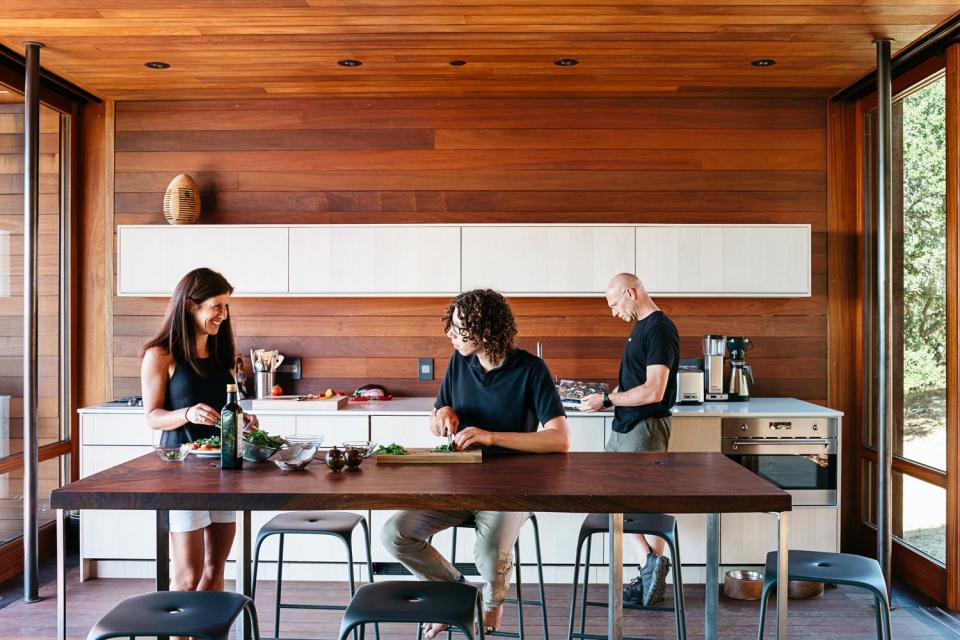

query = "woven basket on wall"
[{"left": 162, "top": 174, "right": 201, "bottom": 224}]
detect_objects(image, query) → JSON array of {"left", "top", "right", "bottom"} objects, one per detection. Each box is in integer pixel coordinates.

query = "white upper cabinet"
[
  {"left": 461, "top": 226, "right": 635, "bottom": 294},
  {"left": 635, "top": 224, "right": 810, "bottom": 296},
  {"left": 117, "top": 223, "right": 810, "bottom": 297},
  {"left": 117, "top": 225, "right": 289, "bottom": 295},
  {"left": 288, "top": 225, "right": 460, "bottom": 295}
]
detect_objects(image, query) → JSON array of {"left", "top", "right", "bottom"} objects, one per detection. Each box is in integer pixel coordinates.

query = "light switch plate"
[{"left": 418, "top": 358, "right": 434, "bottom": 381}]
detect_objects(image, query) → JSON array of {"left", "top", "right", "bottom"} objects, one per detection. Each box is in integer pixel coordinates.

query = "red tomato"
[{"left": 271, "top": 384, "right": 283, "bottom": 396}]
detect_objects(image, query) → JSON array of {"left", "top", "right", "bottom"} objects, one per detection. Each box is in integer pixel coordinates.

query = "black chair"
[
  {"left": 757, "top": 550, "right": 892, "bottom": 640},
  {"left": 338, "top": 581, "right": 486, "bottom": 640},
  {"left": 429, "top": 513, "right": 549, "bottom": 640},
  {"left": 86, "top": 590, "right": 259, "bottom": 640},
  {"left": 251, "top": 511, "right": 378, "bottom": 640},
  {"left": 567, "top": 513, "right": 687, "bottom": 640}
]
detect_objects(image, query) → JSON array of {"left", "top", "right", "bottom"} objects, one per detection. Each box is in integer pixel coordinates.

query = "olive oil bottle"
[{"left": 220, "top": 383, "right": 243, "bottom": 470}]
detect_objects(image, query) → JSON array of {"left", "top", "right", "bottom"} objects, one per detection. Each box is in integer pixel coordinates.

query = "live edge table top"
[{"left": 51, "top": 452, "right": 791, "bottom": 515}]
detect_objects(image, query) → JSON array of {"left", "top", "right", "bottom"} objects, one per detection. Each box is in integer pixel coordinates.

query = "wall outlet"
[
  {"left": 275, "top": 356, "right": 302, "bottom": 380},
  {"left": 418, "top": 358, "right": 434, "bottom": 381}
]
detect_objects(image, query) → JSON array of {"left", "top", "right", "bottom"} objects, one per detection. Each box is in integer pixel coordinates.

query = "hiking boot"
[
  {"left": 641, "top": 554, "right": 671, "bottom": 606},
  {"left": 622, "top": 573, "right": 644, "bottom": 605}
]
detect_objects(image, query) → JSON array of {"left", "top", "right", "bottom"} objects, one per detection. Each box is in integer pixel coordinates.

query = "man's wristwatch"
[{"left": 602, "top": 392, "right": 613, "bottom": 408}]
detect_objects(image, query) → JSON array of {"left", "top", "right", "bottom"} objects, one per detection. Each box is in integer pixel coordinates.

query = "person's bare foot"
[
  {"left": 482, "top": 605, "right": 504, "bottom": 634},
  {"left": 422, "top": 622, "right": 450, "bottom": 640}
]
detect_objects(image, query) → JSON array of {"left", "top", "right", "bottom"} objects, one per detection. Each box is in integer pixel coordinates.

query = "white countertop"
[{"left": 80, "top": 396, "right": 841, "bottom": 418}]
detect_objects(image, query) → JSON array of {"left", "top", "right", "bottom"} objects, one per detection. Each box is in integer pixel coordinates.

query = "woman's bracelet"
[{"left": 183, "top": 406, "right": 190, "bottom": 423}]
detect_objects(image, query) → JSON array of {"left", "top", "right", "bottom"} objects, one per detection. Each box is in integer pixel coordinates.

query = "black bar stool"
[
  {"left": 428, "top": 513, "right": 549, "bottom": 640},
  {"left": 87, "top": 590, "right": 259, "bottom": 640},
  {"left": 567, "top": 513, "right": 687, "bottom": 640},
  {"left": 251, "top": 511, "right": 378, "bottom": 640},
  {"left": 757, "top": 550, "right": 892, "bottom": 640},
  {"left": 338, "top": 581, "right": 486, "bottom": 640}
]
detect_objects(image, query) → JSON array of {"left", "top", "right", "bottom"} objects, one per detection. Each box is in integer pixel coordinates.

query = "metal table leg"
[
  {"left": 777, "top": 511, "right": 789, "bottom": 639},
  {"left": 608, "top": 513, "right": 623, "bottom": 640},
  {"left": 56, "top": 509, "right": 66, "bottom": 640},
  {"left": 705, "top": 513, "right": 719, "bottom": 640},
  {"left": 156, "top": 510, "right": 170, "bottom": 591},
  {"left": 237, "top": 510, "right": 252, "bottom": 640}
]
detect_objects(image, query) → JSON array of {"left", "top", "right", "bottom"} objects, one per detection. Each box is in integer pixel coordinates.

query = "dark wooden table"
[{"left": 51, "top": 452, "right": 793, "bottom": 640}]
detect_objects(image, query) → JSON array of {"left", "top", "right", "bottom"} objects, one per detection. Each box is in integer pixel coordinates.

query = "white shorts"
[{"left": 169, "top": 510, "right": 236, "bottom": 533}]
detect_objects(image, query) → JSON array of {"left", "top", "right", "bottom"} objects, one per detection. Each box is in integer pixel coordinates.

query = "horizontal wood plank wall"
[{"left": 111, "top": 97, "right": 827, "bottom": 403}]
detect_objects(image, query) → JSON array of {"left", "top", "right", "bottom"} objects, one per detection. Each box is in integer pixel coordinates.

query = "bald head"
[
  {"left": 606, "top": 273, "right": 645, "bottom": 296},
  {"left": 605, "top": 273, "right": 656, "bottom": 322}
]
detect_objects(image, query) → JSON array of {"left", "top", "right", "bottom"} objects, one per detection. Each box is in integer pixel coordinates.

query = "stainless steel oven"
[{"left": 721, "top": 417, "right": 837, "bottom": 506}]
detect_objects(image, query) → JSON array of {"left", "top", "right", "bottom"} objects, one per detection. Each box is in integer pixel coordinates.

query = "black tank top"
[{"left": 161, "top": 359, "right": 235, "bottom": 446}]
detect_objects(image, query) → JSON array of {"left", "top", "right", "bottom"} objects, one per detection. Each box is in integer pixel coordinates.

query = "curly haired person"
[{"left": 380, "top": 289, "right": 570, "bottom": 638}]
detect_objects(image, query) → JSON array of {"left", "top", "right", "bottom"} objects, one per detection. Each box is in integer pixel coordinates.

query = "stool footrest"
[
  {"left": 584, "top": 599, "right": 675, "bottom": 613},
  {"left": 571, "top": 632, "right": 656, "bottom": 640},
  {"left": 279, "top": 603, "right": 348, "bottom": 611}
]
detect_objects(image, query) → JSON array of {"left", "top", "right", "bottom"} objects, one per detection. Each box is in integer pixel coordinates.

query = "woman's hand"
[
  {"left": 453, "top": 426, "right": 494, "bottom": 449},
  {"left": 186, "top": 403, "right": 219, "bottom": 426},
  {"left": 430, "top": 406, "right": 459, "bottom": 437},
  {"left": 243, "top": 413, "right": 260, "bottom": 432}
]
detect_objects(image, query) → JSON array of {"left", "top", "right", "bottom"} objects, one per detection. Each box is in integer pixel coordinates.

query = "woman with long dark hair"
[{"left": 140, "top": 267, "right": 255, "bottom": 594}]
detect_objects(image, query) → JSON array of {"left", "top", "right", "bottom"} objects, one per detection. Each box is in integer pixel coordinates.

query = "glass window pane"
[
  {"left": 0, "top": 86, "right": 65, "bottom": 459},
  {"left": 894, "top": 471, "right": 946, "bottom": 563},
  {"left": 894, "top": 77, "right": 947, "bottom": 471},
  {"left": 862, "top": 458, "right": 876, "bottom": 526},
  {"left": 0, "top": 456, "right": 62, "bottom": 545}
]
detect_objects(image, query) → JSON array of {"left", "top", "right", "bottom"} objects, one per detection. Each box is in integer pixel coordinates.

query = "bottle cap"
[{"left": 226, "top": 383, "right": 238, "bottom": 392}]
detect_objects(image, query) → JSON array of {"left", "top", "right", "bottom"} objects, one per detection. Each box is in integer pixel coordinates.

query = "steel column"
[
  {"left": 874, "top": 37, "right": 895, "bottom": 594},
  {"left": 22, "top": 40, "right": 44, "bottom": 604}
]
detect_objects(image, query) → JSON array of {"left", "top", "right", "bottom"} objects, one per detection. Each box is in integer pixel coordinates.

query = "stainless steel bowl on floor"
[{"left": 723, "top": 569, "right": 763, "bottom": 600}]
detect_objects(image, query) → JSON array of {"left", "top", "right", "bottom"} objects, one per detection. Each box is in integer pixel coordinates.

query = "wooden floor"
[{"left": 0, "top": 569, "right": 953, "bottom": 640}]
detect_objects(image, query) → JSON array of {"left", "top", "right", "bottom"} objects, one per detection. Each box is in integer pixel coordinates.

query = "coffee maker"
[
  {"left": 702, "top": 335, "right": 728, "bottom": 401},
  {"left": 726, "top": 336, "right": 754, "bottom": 401}
]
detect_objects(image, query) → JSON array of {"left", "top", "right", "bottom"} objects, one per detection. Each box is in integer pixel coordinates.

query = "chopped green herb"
[
  {"left": 374, "top": 443, "right": 408, "bottom": 455},
  {"left": 432, "top": 444, "right": 454, "bottom": 453}
]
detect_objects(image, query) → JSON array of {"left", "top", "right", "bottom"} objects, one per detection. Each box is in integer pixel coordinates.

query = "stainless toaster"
[{"left": 675, "top": 367, "right": 704, "bottom": 405}]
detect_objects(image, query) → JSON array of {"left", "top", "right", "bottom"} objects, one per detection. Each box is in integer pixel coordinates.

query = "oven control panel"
[{"left": 721, "top": 417, "right": 837, "bottom": 439}]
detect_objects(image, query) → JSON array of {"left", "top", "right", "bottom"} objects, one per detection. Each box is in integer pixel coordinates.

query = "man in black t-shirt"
[
  {"left": 581, "top": 272, "right": 680, "bottom": 607},
  {"left": 381, "top": 289, "right": 570, "bottom": 638}
]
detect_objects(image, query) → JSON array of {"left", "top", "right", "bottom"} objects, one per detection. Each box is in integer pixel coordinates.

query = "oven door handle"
[{"left": 731, "top": 438, "right": 834, "bottom": 449}]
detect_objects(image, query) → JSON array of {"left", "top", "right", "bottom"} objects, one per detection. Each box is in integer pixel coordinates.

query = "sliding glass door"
[
  {"left": 0, "top": 82, "right": 73, "bottom": 581},
  {"left": 862, "top": 68, "right": 952, "bottom": 602}
]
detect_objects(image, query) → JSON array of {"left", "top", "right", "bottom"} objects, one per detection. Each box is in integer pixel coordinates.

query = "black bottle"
[{"left": 220, "top": 383, "right": 243, "bottom": 470}]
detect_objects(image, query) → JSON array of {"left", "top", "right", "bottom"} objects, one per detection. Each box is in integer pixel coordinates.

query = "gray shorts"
[{"left": 605, "top": 416, "right": 671, "bottom": 452}]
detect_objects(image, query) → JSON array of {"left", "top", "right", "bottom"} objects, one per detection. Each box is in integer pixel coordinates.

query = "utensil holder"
[{"left": 255, "top": 371, "right": 276, "bottom": 399}]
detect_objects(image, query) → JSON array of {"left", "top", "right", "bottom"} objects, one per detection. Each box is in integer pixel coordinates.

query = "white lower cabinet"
[
  {"left": 720, "top": 507, "right": 839, "bottom": 565},
  {"left": 80, "top": 445, "right": 156, "bottom": 561}
]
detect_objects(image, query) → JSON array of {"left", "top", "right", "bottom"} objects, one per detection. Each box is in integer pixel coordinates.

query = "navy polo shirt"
[{"left": 435, "top": 349, "right": 565, "bottom": 445}]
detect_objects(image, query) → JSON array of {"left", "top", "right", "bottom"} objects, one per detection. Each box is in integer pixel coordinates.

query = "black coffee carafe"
[{"left": 725, "top": 337, "right": 754, "bottom": 401}]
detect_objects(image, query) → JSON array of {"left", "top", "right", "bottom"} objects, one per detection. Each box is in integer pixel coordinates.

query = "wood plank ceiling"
[{"left": 0, "top": 1, "right": 957, "bottom": 100}]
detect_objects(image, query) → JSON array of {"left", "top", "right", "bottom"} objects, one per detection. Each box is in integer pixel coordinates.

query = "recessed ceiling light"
[
  {"left": 144, "top": 61, "right": 170, "bottom": 69},
  {"left": 449, "top": 60, "right": 467, "bottom": 66},
  {"left": 751, "top": 58, "right": 776, "bottom": 67},
  {"left": 338, "top": 59, "right": 362, "bottom": 67},
  {"left": 554, "top": 58, "right": 579, "bottom": 67}
]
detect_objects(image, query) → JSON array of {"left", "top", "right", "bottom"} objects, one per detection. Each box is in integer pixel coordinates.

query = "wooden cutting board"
[
  {"left": 375, "top": 448, "right": 482, "bottom": 464},
  {"left": 251, "top": 395, "right": 348, "bottom": 411}
]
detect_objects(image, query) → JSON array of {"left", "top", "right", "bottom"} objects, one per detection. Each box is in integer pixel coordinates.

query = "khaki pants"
[
  {"left": 605, "top": 415, "right": 672, "bottom": 452},
  {"left": 380, "top": 509, "right": 528, "bottom": 610}
]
